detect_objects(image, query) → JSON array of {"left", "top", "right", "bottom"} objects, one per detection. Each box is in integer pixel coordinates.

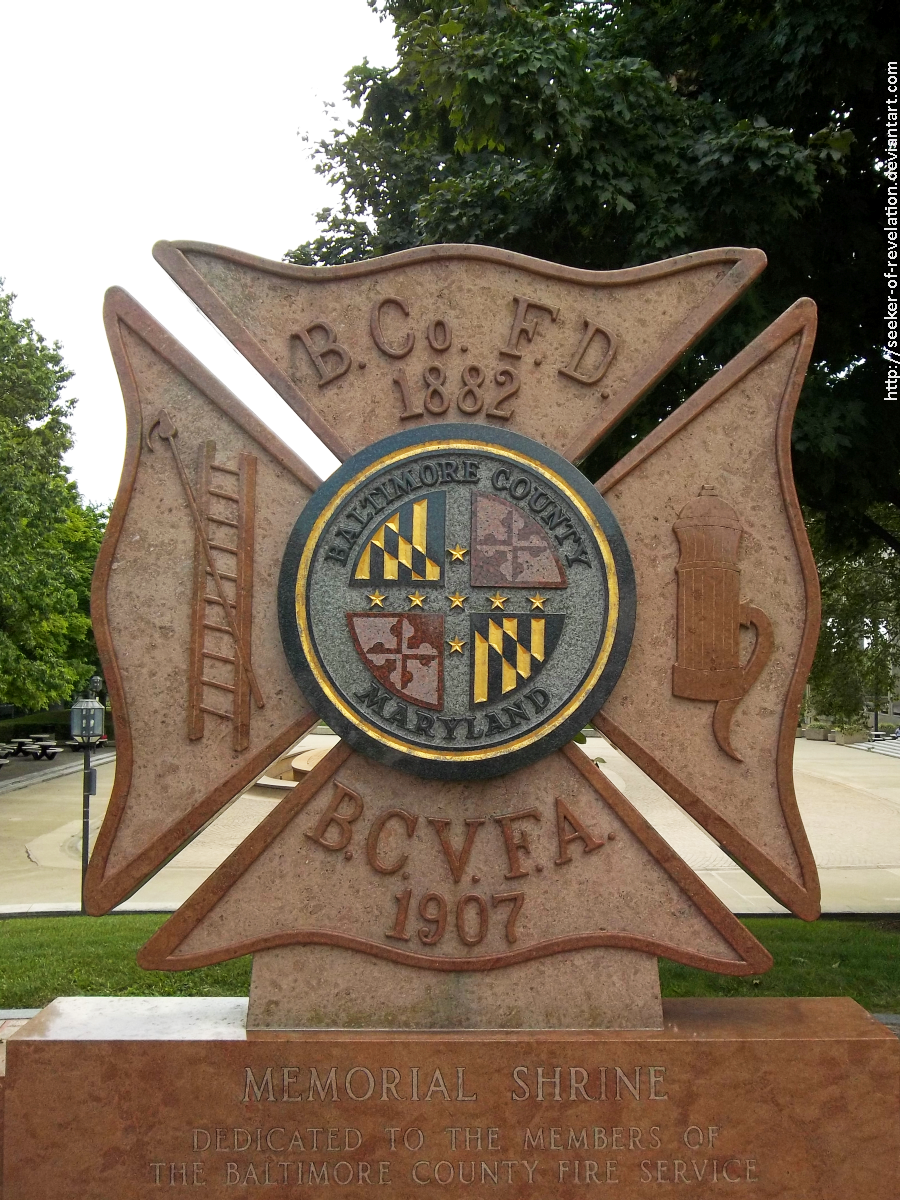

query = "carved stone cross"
[{"left": 88, "top": 242, "right": 819, "bottom": 1030}]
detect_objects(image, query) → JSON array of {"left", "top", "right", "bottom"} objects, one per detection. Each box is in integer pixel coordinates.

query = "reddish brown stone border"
[
  {"left": 137, "top": 741, "right": 772, "bottom": 976},
  {"left": 152, "top": 240, "right": 766, "bottom": 465},
  {"left": 85, "top": 289, "right": 322, "bottom": 915},
  {"left": 594, "top": 298, "right": 821, "bottom": 921}
]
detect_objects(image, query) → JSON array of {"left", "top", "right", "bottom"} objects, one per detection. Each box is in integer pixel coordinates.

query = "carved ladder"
[{"left": 187, "top": 442, "right": 257, "bottom": 752}]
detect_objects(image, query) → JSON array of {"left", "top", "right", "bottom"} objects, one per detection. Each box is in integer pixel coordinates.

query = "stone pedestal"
[
  {"left": 247, "top": 946, "right": 664, "bottom": 1030},
  {"left": 2, "top": 996, "right": 897, "bottom": 1198}
]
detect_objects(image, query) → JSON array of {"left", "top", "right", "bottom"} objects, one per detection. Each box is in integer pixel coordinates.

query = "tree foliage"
[
  {"left": 291, "top": 1, "right": 894, "bottom": 519},
  {"left": 806, "top": 508, "right": 900, "bottom": 725},
  {"left": 289, "top": 0, "right": 897, "bottom": 709},
  {"left": 0, "top": 285, "right": 106, "bottom": 711}
]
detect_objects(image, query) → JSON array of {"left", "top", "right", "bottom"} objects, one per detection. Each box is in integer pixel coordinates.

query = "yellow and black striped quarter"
[
  {"left": 352, "top": 493, "right": 445, "bottom": 586},
  {"left": 471, "top": 614, "right": 565, "bottom": 705}
]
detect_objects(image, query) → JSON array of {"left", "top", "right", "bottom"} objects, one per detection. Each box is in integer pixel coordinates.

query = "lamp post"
[{"left": 70, "top": 676, "right": 105, "bottom": 915}]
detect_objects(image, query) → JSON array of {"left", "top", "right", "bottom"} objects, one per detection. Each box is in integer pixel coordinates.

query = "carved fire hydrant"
[{"left": 672, "top": 486, "right": 773, "bottom": 761}]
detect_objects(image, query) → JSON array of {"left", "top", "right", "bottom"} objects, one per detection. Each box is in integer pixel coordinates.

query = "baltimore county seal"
[{"left": 279, "top": 425, "right": 634, "bottom": 780}]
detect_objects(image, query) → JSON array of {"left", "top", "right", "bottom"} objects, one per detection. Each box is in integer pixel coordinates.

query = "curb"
[
  {"left": 0, "top": 752, "right": 116, "bottom": 795},
  {"left": 0, "top": 904, "right": 177, "bottom": 918}
]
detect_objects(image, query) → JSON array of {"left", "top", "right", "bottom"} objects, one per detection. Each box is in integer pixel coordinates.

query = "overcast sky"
[{"left": 1, "top": 0, "right": 397, "bottom": 504}]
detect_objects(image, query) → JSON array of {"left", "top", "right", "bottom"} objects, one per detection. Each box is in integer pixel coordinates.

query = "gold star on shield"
[
  {"left": 448, "top": 636, "right": 466, "bottom": 653},
  {"left": 448, "top": 543, "right": 468, "bottom": 562},
  {"left": 448, "top": 591, "right": 468, "bottom": 609},
  {"left": 366, "top": 590, "right": 386, "bottom": 608},
  {"left": 407, "top": 591, "right": 426, "bottom": 608},
  {"left": 488, "top": 592, "right": 508, "bottom": 610},
  {"left": 528, "top": 593, "right": 547, "bottom": 610}
]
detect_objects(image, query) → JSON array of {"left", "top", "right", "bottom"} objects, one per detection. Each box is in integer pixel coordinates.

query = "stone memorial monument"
[{"left": 1, "top": 242, "right": 897, "bottom": 1196}]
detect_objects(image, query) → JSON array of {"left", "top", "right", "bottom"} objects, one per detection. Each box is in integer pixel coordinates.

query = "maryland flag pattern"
[
  {"left": 353, "top": 493, "right": 445, "bottom": 587},
  {"left": 471, "top": 614, "right": 565, "bottom": 705}
]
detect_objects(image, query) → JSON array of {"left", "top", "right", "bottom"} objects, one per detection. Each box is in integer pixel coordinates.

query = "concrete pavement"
[
  {"left": 1, "top": 736, "right": 899, "bottom": 915},
  {"left": 593, "top": 737, "right": 900, "bottom": 914}
]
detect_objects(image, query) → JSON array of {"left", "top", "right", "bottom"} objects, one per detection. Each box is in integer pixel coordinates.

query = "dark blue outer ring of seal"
[{"left": 278, "top": 424, "right": 635, "bottom": 781}]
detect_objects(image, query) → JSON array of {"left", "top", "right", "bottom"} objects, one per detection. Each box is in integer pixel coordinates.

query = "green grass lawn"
[{"left": 0, "top": 915, "right": 897, "bottom": 1012}]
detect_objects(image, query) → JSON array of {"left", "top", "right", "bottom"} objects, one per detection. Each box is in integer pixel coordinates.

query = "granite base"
[
  {"left": 1, "top": 996, "right": 897, "bottom": 1199},
  {"left": 247, "top": 945, "right": 664, "bottom": 1030}
]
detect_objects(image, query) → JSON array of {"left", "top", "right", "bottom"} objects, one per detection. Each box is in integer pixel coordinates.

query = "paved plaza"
[{"left": 1, "top": 736, "right": 899, "bottom": 915}]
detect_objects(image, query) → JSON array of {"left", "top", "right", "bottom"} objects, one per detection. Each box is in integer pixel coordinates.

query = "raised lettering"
[
  {"left": 306, "top": 783, "right": 364, "bottom": 852},
  {"left": 393, "top": 366, "right": 423, "bottom": 419},
  {"left": 423, "top": 364, "right": 450, "bottom": 413},
  {"left": 367, "top": 808, "right": 418, "bottom": 874},
  {"left": 494, "top": 809, "right": 541, "bottom": 878},
  {"left": 386, "top": 888, "right": 412, "bottom": 941},
  {"left": 295, "top": 320, "right": 352, "bottom": 386},
  {"left": 456, "top": 893, "right": 488, "bottom": 946},
  {"left": 438, "top": 715, "right": 466, "bottom": 740},
  {"left": 370, "top": 297, "right": 414, "bottom": 358},
  {"left": 427, "top": 318, "right": 453, "bottom": 352},
  {"left": 387, "top": 701, "right": 410, "bottom": 729},
  {"left": 492, "top": 891, "right": 525, "bottom": 943},
  {"left": 558, "top": 318, "right": 617, "bottom": 385},
  {"left": 486, "top": 367, "right": 519, "bottom": 419},
  {"left": 500, "top": 295, "right": 559, "bottom": 358},
  {"left": 414, "top": 711, "right": 436, "bottom": 738},
  {"left": 501, "top": 699, "right": 530, "bottom": 727},
  {"left": 428, "top": 817, "right": 485, "bottom": 883},
  {"left": 418, "top": 892, "right": 448, "bottom": 945},
  {"left": 555, "top": 796, "right": 605, "bottom": 865},
  {"left": 355, "top": 682, "right": 391, "bottom": 716},
  {"left": 457, "top": 364, "right": 484, "bottom": 413}
]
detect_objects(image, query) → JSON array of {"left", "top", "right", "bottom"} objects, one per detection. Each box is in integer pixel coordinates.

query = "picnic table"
[
  {"left": 32, "top": 744, "right": 63, "bottom": 760},
  {"left": 8, "top": 737, "right": 63, "bottom": 761}
]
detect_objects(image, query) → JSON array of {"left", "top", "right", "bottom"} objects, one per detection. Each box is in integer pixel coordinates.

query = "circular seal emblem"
[{"left": 279, "top": 425, "right": 634, "bottom": 780}]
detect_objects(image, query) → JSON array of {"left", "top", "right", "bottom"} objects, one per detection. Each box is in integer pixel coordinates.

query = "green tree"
[
  {"left": 288, "top": 0, "right": 897, "bottom": 713},
  {"left": 0, "top": 284, "right": 107, "bottom": 711},
  {"left": 806, "top": 508, "right": 900, "bottom": 724}
]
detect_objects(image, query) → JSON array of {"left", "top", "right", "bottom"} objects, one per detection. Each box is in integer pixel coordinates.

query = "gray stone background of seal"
[{"left": 302, "top": 447, "right": 610, "bottom": 753}]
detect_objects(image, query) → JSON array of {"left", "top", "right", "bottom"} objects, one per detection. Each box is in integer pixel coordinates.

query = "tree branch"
[{"left": 860, "top": 513, "right": 900, "bottom": 556}]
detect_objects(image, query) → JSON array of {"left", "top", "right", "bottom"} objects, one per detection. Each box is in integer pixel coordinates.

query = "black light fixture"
[
  {"left": 70, "top": 694, "right": 105, "bottom": 745},
  {"left": 70, "top": 676, "right": 105, "bottom": 914}
]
